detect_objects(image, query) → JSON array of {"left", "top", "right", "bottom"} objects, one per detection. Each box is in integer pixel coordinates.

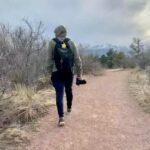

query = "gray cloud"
[
  {"left": 0, "top": 0, "right": 149, "bottom": 46},
  {"left": 104, "top": 0, "right": 147, "bottom": 13}
]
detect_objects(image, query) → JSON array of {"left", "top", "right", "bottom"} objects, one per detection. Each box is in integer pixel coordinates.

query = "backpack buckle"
[{"left": 61, "top": 43, "right": 67, "bottom": 49}]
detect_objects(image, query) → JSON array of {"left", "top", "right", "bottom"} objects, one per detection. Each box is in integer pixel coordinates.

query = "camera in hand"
[{"left": 76, "top": 78, "right": 87, "bottom": 86}]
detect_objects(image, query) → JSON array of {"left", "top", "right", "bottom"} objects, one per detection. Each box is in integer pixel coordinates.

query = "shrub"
[
  {"left": 100, "top": 49, "right": 126, "bottom": 68},
  {"left": 78, "top": 45, "right": 104, "bottom": 75},
  {"left": 0, "top": 20, "right": 47, "bottom": 89},
  {"left": 0, "top": 84, "right": 55, "bottom": 127},
  {"left": 130, "top": 38, "right": 150, "bottom": 69}
]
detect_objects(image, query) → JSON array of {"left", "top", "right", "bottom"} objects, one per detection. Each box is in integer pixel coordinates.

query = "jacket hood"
[{"left": 54, "top": 25, "right": 67, "bottom": 38}]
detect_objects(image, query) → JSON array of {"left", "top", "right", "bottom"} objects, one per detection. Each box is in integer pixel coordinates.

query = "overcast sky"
[{"left": 0, "top": 0, "right": 150, "bottom": 46}]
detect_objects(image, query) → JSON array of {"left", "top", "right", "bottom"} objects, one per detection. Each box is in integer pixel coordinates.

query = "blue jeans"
[{"left": 51, "top": 71, "right": 73, "bottom": 118}]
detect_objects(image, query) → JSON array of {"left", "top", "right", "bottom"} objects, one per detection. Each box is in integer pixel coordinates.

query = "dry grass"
[
  {"left": 129, "top": 69, "right": 150, "bottom": 113},
  {"left": 0, "top": 128, "right": 30, "bottom": 144},
  {"left": 91, "top": 68, "right": 105, "bottom": 76},
  {"left": 0, "top": 84, "right": 55, "bottom": 149}
]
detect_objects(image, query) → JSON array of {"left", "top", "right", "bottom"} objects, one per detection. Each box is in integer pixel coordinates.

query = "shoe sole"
[
  {"left": 67, "top": 109, "right": 71, "bottom": 113},
  {"left": 58, "top": 122, "right": 65, "bottom": 127}
]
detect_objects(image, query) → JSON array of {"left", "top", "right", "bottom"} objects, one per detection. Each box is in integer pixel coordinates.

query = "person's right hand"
[{"left": 76, "top": 78, "right": 87, "bottom": 86}]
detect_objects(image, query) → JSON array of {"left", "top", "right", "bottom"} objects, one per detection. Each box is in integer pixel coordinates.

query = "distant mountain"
[{"left": 84, "top": 44, "right": 130, "bottom": 56}]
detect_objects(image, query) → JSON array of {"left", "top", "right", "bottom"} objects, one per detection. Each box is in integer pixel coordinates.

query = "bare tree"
[
  {"left": 130, "top": 38, "right": 147, "bottom": 69},
  {"left": 0, "top": 20, "right": 48, "bottom": 91}
]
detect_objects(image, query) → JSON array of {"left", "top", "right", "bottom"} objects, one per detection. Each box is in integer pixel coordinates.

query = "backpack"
[{"left": 53, "top": 38, "right": 74, "bottom": 74}]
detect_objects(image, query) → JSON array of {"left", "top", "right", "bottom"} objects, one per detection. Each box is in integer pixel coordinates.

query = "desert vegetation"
[
  {"left": 129, "top": 67, "right": 150, "bottom": 113},
  {"left": 130, "top": 38, "right": 150, "bottom": 69},
  {"left": 0, "top": 20, "right": 55, "bottom": 149},
  {"left": 129, "top": 38, "right": 150, "bottom": 113},
  {"left": 78, "top": 44, "right": 104, "bottom": 75}
]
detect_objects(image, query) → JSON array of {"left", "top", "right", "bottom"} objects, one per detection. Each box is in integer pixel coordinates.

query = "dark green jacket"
[{"left": 47, "top": 39, "right": 82, "bottom": 76}]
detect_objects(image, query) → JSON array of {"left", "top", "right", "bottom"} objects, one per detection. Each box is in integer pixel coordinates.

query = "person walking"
[{"left": 47, "top": 25, "right": 82, "bottom": 126}]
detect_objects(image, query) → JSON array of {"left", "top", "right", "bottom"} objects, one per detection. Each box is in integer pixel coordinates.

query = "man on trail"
[{"left": 47, "top": 25, "right": 82, "bottom": 126}]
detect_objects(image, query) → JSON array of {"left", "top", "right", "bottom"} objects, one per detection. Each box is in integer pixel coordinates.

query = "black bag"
[{"left": 53, "top": 38, "right": 74, "bottom": 74}]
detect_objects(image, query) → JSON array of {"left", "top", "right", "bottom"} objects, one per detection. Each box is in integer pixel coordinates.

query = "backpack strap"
[
  {"left": 52, "top": 38, "right": 71, "bottom": 50},
  {"left": 64, "top": 38, "right": 70, "bottom": 43},
  {"left": 52, "top": 38, "right": 70, "bottom": 42},
  {"left": 53, "top": 38, "right": 60, "bottom": 44}
]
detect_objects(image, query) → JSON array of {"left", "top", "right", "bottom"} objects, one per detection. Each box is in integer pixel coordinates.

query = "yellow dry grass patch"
[
  {"left": 0, "top": 128, "right": 30, "bottom": 144},
  {"left": 0, "top": 84, "right": 55, "bottom": 149},
  {"left": 129, "top": 70, "right": 150, "bottom": 113},
  {"left": 10, "top": 84, "right": 55, "bottom": 123}
]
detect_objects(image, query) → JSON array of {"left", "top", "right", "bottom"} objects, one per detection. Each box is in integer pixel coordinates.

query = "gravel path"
[{"left": 29, "top": 70, "right": 150, "bottom": 150}]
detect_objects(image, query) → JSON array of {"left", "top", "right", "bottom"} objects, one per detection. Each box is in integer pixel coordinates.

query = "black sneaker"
[
  {"left": 58, "top": 117, "right": 65, "bottom": 127},
  {"left": 67, "top": 108, "right": 72, "bottom": 113}
]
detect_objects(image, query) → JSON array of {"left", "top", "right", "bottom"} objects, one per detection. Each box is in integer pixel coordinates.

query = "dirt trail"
[{"left": 28, "top": 70, "right": 150, "bottom": 150}]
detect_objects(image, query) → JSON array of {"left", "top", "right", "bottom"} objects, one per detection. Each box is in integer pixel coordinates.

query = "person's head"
[{"left": 54, "top": 25, "right": 67, "bottom": 42}]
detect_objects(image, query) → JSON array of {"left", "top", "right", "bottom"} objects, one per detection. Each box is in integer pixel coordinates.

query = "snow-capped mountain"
[{"left": 84, "top": 44, "right": 130, "bottom": 56}]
